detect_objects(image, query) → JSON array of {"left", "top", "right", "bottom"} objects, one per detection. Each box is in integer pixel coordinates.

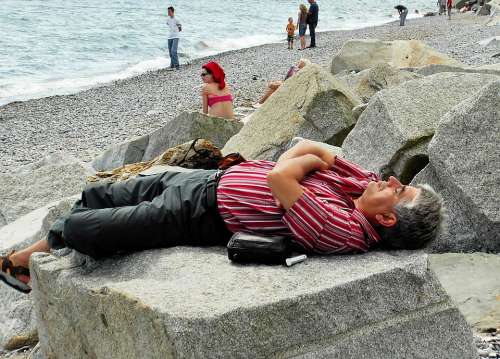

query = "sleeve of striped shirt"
[
  {"left": 282, "top": 189, "right": 369, "bottom": 254},
  {"left": 332, "top": 157, "right": 380, "bottom": 183}
]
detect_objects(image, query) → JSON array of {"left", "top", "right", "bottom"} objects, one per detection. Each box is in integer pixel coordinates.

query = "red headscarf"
[{"left": 202, "top": 61, "right": 226, "bottom": 90}]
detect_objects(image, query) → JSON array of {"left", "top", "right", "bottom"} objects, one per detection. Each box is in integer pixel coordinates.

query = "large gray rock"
[
  {"left": 411, "top": 81, "right": 500, "bottom": 252},
  {"left": 430, "top": 253, "right": 500, "bottom": 332},
  {"left": 143, "top": 111, "right": 242, "bottom": 161},
  {"left": 30, "top": 249, "right": 476, "bottom": 359},
  {"left": 92, "top": 112, "right": 242, "bottom": 172},
  {"left": 0, "top": 153, "right": 93, "bottom": 227},
  {"left": 0, "top": 196, "right": 77, "bottom": 350},
  {"left": 91, "top": 135, "right": 149, "bottom": 171},
  {"left": 331, "top": 39, "right": 462, "bottom": 75},
  {"left": 415, "top": 63, "right": 500, "bottom": 76},
  {"left": 343, "top": 72, "right": 499, "bottom": 182},
  {"left": 337, "top": 63, "right": 422, "bottom": 103},
  {"left": 222, "top": 64, "right": 360, "bottom": 160}
]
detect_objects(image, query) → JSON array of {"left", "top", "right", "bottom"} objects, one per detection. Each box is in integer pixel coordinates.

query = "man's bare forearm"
[
  {"left": 277, "top": 139, "right": 336, "bottom": 167},
  {"left": 267, "top": 154, "right": 328, "bottom": 210}
]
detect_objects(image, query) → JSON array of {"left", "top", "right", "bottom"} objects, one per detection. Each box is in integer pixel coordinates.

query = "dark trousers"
[
  {"left": 400, "top": 9, "right": 408, "bottom": 26},
  {"left": 48, "top": 170, "right": 231, "bottom": 259},
  {"left": 308, "top": 22, "right": 317, "bottom": 47}
]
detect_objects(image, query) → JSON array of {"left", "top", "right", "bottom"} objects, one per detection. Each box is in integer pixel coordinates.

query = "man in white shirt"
[{"left": 166, "top": 6, "right": 181, "bottom": 70}]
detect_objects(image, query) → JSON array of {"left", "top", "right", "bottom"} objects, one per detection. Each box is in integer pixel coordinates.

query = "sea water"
[{"left": 0, "top": 0, "right": 435, "bottom": 106}]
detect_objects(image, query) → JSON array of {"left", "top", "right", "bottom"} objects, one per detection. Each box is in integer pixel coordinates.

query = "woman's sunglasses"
[{"left": 201, "top": 71, "right": 210, "bottom": 77}]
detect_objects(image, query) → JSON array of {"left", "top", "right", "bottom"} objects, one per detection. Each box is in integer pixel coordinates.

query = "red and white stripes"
[{"left": 217, "top": 158, "right": 381, "bottom": 254}]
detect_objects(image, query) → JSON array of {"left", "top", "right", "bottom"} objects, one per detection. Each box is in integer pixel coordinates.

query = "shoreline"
[
  {"left": 0, "top": 13, "right": 498, "bottom": 173},
  {"left": 0, "top": 16, "right": 408, "bottom": 108}
]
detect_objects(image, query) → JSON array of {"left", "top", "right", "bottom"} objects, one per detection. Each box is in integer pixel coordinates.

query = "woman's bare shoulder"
[
  {"left": 202, "top": 83, "right": 219, "bottom": 93},
  {"left": 202, "top": 83, "right": 214, "bottom": 94}
]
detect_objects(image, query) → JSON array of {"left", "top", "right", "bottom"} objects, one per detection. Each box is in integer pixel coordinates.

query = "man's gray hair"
[{"left": 379, "top": 184, "right": 445, "bottom": 250}]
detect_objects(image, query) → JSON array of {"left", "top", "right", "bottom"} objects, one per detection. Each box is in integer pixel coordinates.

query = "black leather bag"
[{"left": 227, "top": 232, "right": 292, "bottom": 265}]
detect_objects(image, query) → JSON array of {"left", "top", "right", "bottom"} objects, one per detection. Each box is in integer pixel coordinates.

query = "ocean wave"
[
  {"left": 0, "top": 57, "right": 169, "bottom": 106},
  {"left": 190, "top": 34, "right": 284, "bottom": 57}
]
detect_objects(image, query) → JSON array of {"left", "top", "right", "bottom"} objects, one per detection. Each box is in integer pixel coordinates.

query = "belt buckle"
[{"left": 214, "top": 169, "right": 225, "bottom": 183}]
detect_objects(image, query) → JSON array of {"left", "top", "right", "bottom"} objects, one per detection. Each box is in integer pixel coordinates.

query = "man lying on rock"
[{"left": 1, "top": 139, "right": 444, "bottom": 294}]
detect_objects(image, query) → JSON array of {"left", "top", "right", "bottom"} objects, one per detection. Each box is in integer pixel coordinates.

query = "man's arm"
[
  {"left": 277, "top": 139, "right": 336, "bottom": 166},
  {"left": 267, "top": 154, "right": 329, "bottom": 210}
]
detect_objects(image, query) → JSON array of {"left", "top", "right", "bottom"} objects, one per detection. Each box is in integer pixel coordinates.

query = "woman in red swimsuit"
[{"left": 201, "top": 61, "right": 235, "bottom": 119}]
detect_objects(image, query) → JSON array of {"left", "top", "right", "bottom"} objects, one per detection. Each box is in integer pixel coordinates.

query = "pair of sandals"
[{"left": 0, "top": 251, "right": 31, "bottom": 294}]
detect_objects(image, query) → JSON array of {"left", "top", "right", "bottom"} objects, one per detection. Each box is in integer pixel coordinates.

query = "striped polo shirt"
[{"left": 216, "top": 158, "right": 381, "bottom": 254}]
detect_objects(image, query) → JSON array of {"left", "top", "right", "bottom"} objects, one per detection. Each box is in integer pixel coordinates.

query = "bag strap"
[
  {"left": 218, "top": 152, "right": 246, "bottom": 170},
  {"left": 173, "top": 138, "right": 201, "bottom": 167}
]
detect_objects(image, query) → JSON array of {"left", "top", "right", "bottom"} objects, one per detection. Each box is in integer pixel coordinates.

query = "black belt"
[{"left": 206, "top": 169, "right": 225, "bottom": 207}]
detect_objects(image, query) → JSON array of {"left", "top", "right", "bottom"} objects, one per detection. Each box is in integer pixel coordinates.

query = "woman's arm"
[{"left": 201, "top": 86, "right": 209, "bottom": 114}]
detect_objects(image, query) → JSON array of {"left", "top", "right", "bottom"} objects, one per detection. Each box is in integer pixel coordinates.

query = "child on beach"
[{"left": 286, "top": 17, "right": 296, "bottom": 50}]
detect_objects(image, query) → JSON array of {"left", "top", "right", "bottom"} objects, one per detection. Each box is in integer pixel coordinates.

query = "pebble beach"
[
  {"left": 0, "top": 13, "right": 498, "bottom": 173},
  {"left": 1, "top": 8, "right": 500, "bottom": 359}
]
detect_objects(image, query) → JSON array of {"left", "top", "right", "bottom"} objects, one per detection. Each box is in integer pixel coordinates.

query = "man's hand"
[
  {"left": 277, "top": 139, "right": 336, "bottom": 168},
  {"left": 267, "top": 154, "right": 329, "bottom": 210}
]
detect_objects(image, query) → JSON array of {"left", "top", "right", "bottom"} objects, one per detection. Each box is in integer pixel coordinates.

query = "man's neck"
[{"left": 353, "top": 198, "right": 378, "bottom": 227}]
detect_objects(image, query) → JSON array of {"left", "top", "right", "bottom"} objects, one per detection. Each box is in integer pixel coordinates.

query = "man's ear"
[{"left": 375, "top": 212, "right": 397, "bottom": 227}]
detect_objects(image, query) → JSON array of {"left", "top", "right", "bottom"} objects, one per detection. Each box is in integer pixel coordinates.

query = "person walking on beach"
[
  {"left": 395, "top": 5, "right": 408, "bottom": 26},
  {"left": 286, "top": 17, "right": 296, "bottom": 50},
  {"left": 307, "top": 0, "right": 319, "bottom": 48},
  {"left": 447, "top": 0, "right": 453, "bottom": 19},
  {"left": 438, "top": 0, "right": 447, "bottom": 15},
  {"left": 166, "top": 6, "right": 182, "bottom": 70},
  {"left": 297, "top": 4, "right": 308, "bottom": 50},
  {"left": 201, "top": 61, "right": 234, "bottom": 119}
]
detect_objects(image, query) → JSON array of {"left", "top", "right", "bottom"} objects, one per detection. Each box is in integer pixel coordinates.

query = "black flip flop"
[{"left": 0, "top": 251, "right": 31, "bottom": 294}]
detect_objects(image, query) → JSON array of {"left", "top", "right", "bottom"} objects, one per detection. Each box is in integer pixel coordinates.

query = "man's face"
[
  {"left": 356, "top": 176, "right": 420, "bottom": 225},
  {"left": 168, "top": 9, "right": 173, "bottom": 17}
]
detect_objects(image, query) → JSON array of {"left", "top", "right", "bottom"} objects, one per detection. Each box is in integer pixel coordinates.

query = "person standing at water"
[
  {"left": 447, "top": 0, "right": 453, "bottom": 19},
  {"left": 297, "top": 4, "right": 308, "bottom": 50},
  {"left": 438, "top": 0, "right": 447, "bottom": 15},
  {"left": 307, "top": 0, "right": 319, "bottom": 48},
  {"left": 201, "top": 61, "right": 235, "bottom": 119},
  {"left": 395, "top": 5, "right": 408, "bottom": 26},
  {"left": 166, "top": 6, "right": 182, "bottom": 70},
  {"left": 286, "top": 17, "right": 296, "bottom": 50}
]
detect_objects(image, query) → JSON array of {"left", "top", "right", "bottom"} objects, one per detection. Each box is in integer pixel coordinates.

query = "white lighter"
[{"left": 285, "top": 254, "right": 307, "bottom": 267}]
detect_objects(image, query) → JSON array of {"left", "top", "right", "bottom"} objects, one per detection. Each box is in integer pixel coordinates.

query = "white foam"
[
  {"left": 192, "top": 33, "right": 284, "bottom": 57},
  {"left": 0, "top": 57, "right": 170, "bottom": 106}
]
